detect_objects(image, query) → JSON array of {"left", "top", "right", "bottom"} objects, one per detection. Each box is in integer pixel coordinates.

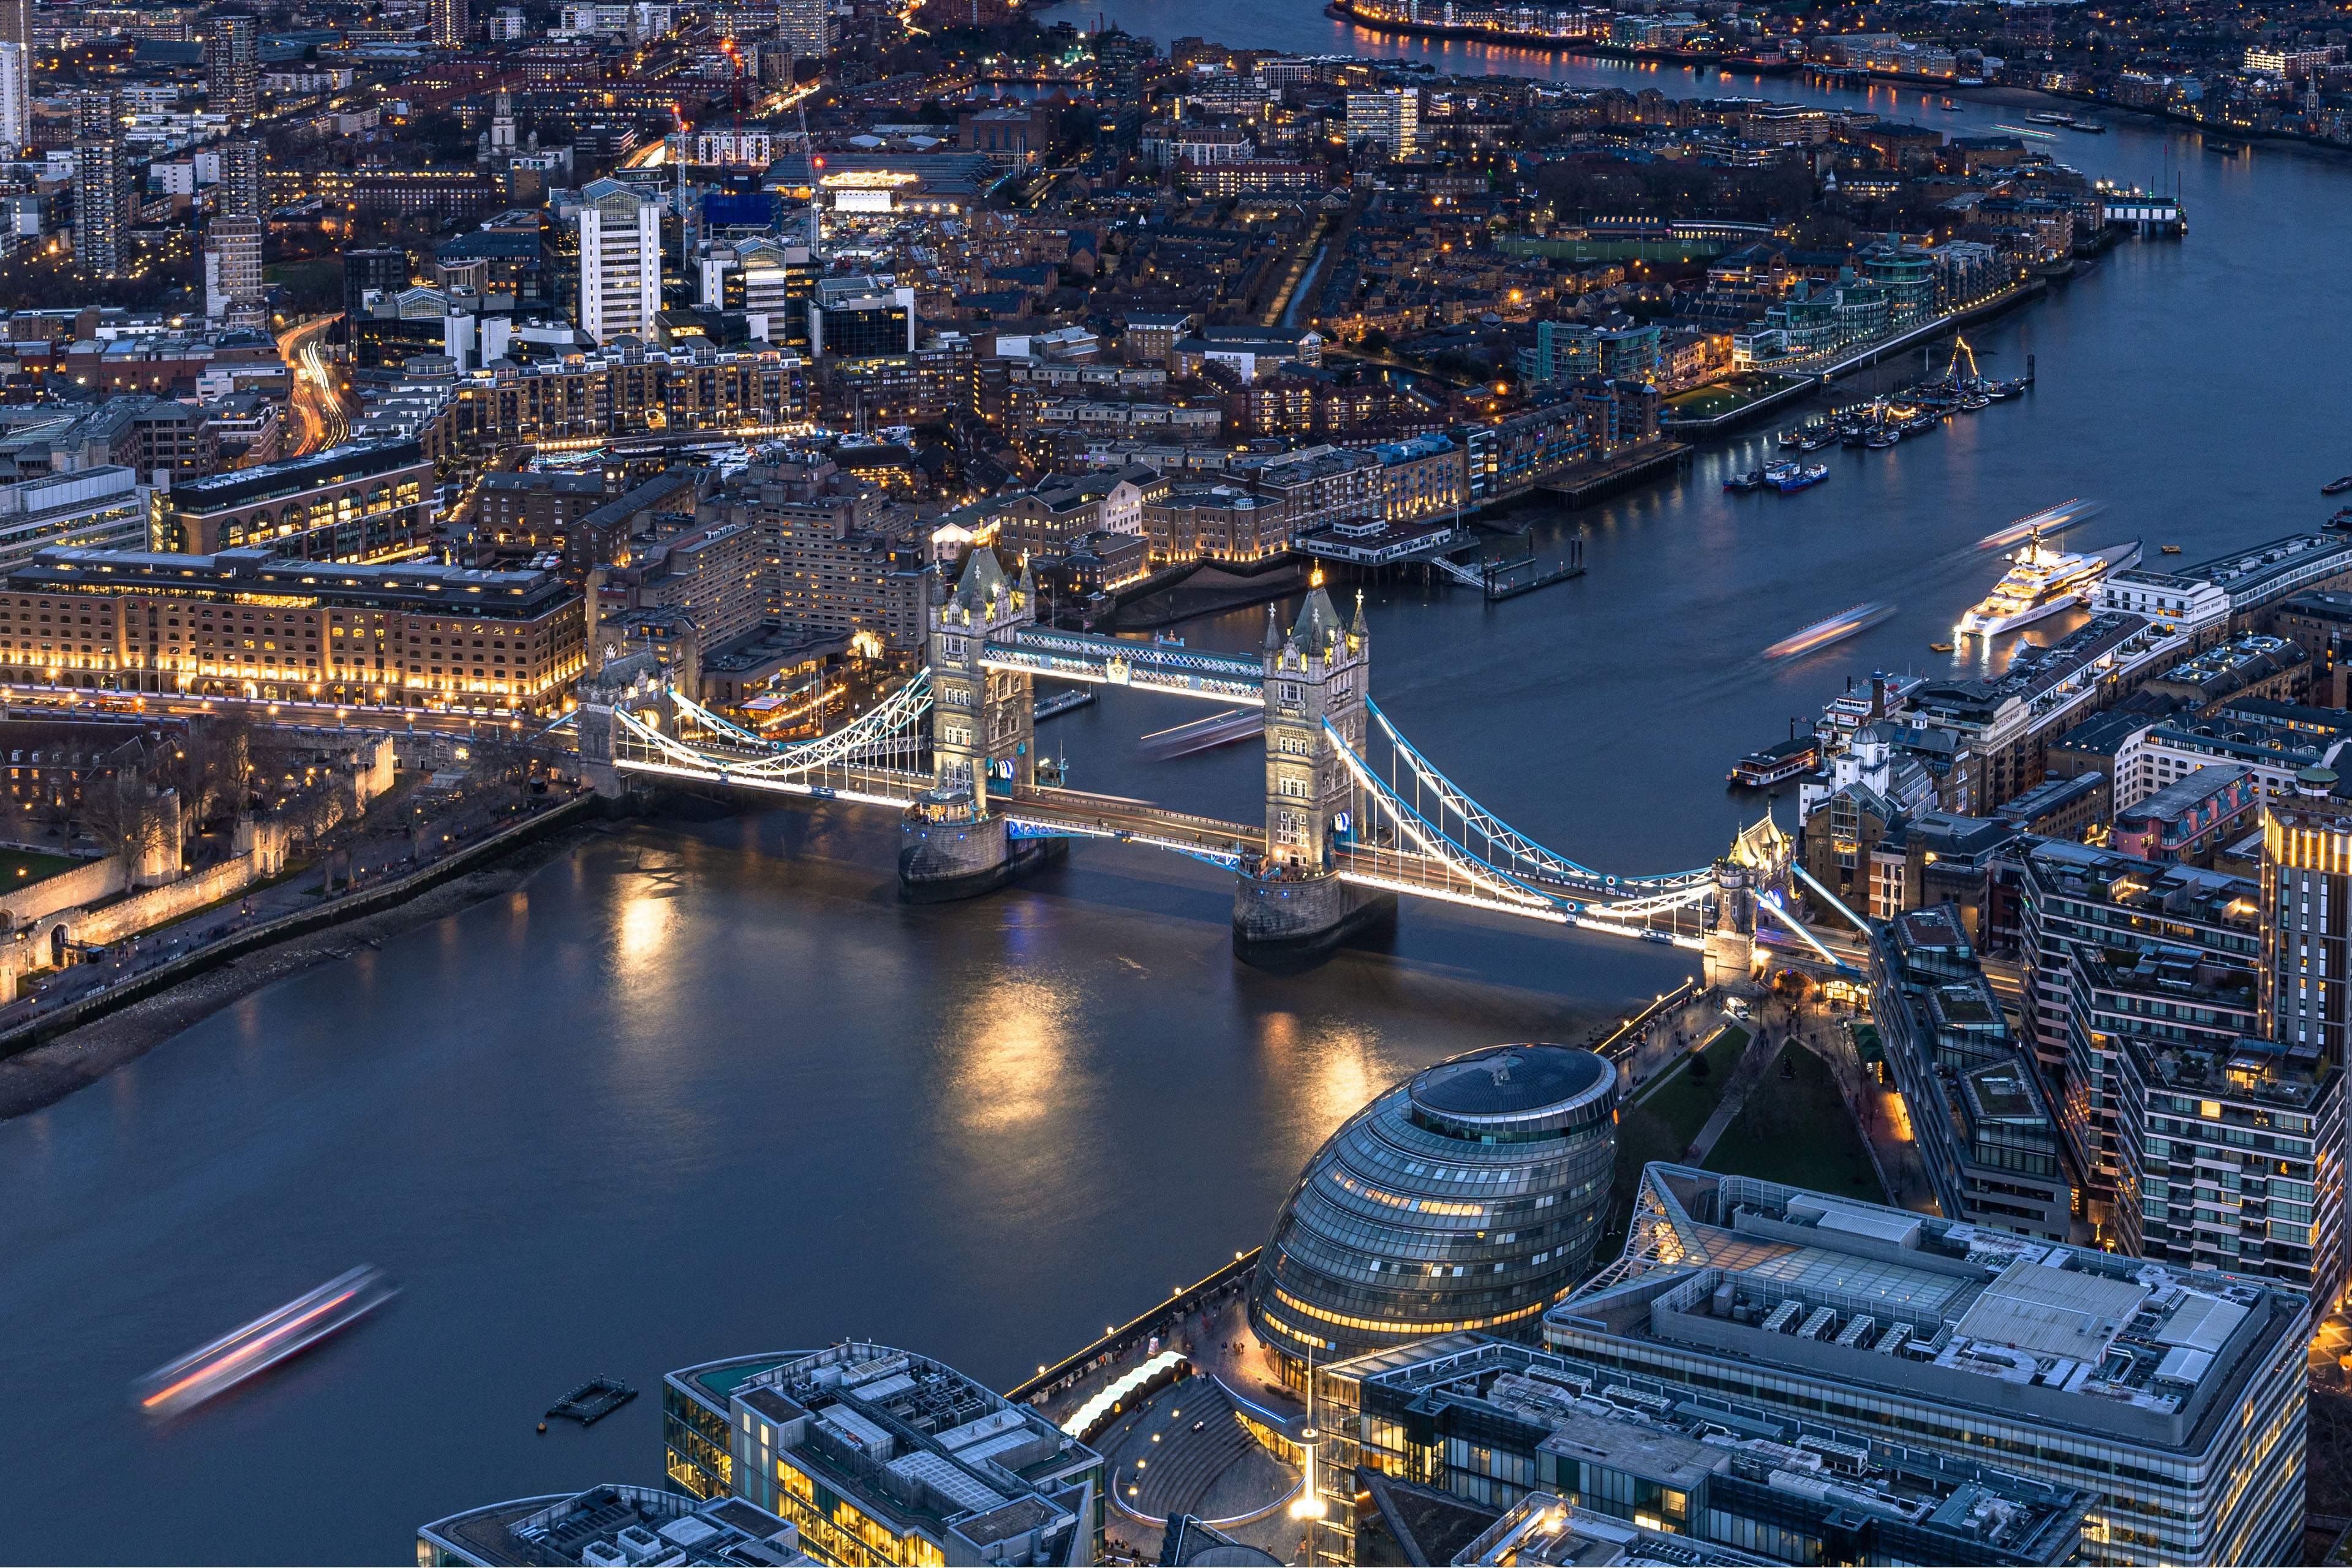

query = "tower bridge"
[{"left": 576, "top": 547, "right": 1815, "bottom": 968}]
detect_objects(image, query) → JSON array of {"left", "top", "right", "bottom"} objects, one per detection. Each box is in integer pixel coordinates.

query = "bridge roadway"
[{"left": 1004, "top": 783, "right": 1265, "bottom": 862}]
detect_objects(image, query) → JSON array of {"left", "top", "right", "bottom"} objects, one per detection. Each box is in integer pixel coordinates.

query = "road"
[
  {"left": 0, "top": 682, "right": 554, "bottom": 740},
  {"left": 277, "top": 314, "right": 350, "bottom": 456}
]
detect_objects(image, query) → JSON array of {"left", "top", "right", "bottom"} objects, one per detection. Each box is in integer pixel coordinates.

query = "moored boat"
[
  {"left": 1957, "top": 535, "right": 2142, "bottom": 638},
  {"left": 1728, "top": 733, "right": 1820, "bottom": 788}
]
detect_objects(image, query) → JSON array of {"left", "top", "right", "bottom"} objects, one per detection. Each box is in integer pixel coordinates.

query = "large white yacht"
[{"left": 1956, "top": 534, "right": 2143, "bottom": 638}]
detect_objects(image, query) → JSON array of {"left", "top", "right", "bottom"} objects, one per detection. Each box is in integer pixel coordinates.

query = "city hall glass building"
[
  {"left": 1544, "top": 1166, "right": 2307, "bottom": 1567},
  {"left": 1248, "top": 1042, "right": 1616, "bottom": 1382}
]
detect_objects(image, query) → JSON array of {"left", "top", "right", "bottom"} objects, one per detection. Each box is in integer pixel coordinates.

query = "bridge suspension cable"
[
  {"left": 1360, "top": 701, "right": 1713, "bottom": 894},
  {"left": 608, "top": 668, "right": 935, "bottom": 802}
]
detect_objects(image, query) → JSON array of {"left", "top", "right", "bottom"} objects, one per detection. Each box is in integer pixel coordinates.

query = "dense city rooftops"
[{"left": 1549, "top": 1166, "right": 2307, "bottom": 1450}]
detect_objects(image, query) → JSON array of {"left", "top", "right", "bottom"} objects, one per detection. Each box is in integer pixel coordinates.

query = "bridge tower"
[
  {"left": 900, "top": 548, "right": 1051, "bottom": 902},
  {"left": 1234, "top": 578, "right": 1392, "bottom": 952},
  {"left": 575, "top": 645, "right": 678, "bottom": 799},
  {"left": 928, "top": 548, "right": 1036, "bottom": 796},
  {"left": 1703, "top": 813, "right": 1794, "bottom": 989}
]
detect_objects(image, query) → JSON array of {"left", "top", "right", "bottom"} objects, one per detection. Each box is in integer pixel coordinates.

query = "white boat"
[{"left": 1956, "top": 535, "right": 2142, "bottom": 638}]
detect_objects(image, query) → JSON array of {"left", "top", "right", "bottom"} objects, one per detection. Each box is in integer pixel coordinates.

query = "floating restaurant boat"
[
  {"left": 1763, "top": 603, "right": 1896, "bottom": 660},
  {"left": 1728, "top": 733, "right": 1820, "bottom": 788},
  {"left": 136, "top": 1267, "right": 396, "bottom": 1418},
  {"left": 1139, "top": 707, "right": 1261, "bottom": 760},
  {"left": 1956, "top": 535, "right": 2142, "bottom": 639}
]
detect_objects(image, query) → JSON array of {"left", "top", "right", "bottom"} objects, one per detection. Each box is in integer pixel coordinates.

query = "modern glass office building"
[
  {"left": 1544, "top": 1166, "right": 2308, "bottom": 1567},
  {"left": 1247, "top": 1042, "right": 1617, "bottom": 1382},
  {"left": 1311, "top": 1333, "right": 2091, "bottom": 1567},
  {"left": 663, "top": 1344, "right": 1103, "bottom": 1568}
]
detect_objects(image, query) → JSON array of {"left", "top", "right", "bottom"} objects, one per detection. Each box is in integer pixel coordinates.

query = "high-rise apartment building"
[
  {"left": 2263, "top": 770, "right": 2352, "bottom": 1063},
  {"left": 1345, "top": 87, "right": 1419, "bottom": 159},
  {"left": 205, "top": 12, "right": 259, "bottom": 123},
  {"left": 1547, "top": 1165, "right": 2309, "bottom": 1567},
  {"left": 2114, "top": 1032, "right": 2343, "bottom": 1302},
  {"left": 429, "top": 0, "right": 469, "bottom": 47},
  {"left": 203, "top": 217, "right": 264, "bottom": 322},
  {"left": 72, "top": 92, "right": 130, "bottom": 281},
  {"left": 0, "top": 0, "right": 29, "bottom": 160},
  {"left": 575, "top": 178, "right": 662, "bottom": 344},
  {"left": 216, "top": 138, "right": 262, "bottom": 221},
  {"left": 776, "top": 0, "right": 832, "bottom": 58}
]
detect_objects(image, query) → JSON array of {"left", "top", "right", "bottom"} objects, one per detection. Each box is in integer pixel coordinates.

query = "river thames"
[{"left": 5, "top": 18, "right": 2351, "bottom": 1563}]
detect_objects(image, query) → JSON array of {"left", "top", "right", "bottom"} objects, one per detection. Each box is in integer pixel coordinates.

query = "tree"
[
  {"left": 169, "top": 711, "right": 253, "bottom": 828},
  {"left": 81, "top": 766, "right": 176, "bottom": 873}
]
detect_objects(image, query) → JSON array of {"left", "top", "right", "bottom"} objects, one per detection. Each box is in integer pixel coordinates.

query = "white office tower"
[{"left": 576, "top": 178, "right": 662, "bottom": 344}]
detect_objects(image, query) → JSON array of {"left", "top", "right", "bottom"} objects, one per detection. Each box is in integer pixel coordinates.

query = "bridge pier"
[
  {"left": 1232, "top": 864, "right": 1393, "bottom": 956},
  {"left": 898, "top": 790, "right": 1060, "bottom": 903}
]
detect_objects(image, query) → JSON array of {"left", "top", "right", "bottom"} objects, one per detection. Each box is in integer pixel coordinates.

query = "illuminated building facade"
[
  {"left": 2114, "top": 1033, "right": 2343, "bottom": 1302},
  {"left": 1247, "top": 1042, "right": 1617, "bottom": 1384},
  {"left": 451, "top": 345, "right": 809, "bottom": 448},
  {"left": 2262, "top": 773, "right": 2352, "bottom": 1067},
  {"left": 0, "top": 546, "right": 587, "bottom": 714},
  {"left": 154, "top": 441, "right": 434, "bottom": 560},
  {"left": 662, "top": 1344, "right": 1103, "bottom": 1567}
]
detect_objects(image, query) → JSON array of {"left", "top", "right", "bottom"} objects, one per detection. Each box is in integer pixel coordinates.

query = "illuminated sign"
[{"left": 818, "top": 170, "right": 921, "bottom": 188}]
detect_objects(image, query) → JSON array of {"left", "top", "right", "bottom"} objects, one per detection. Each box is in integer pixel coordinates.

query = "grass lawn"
[
  {"left": 1703, "top": 1041, "right": 1885, "bottom": 1202},
  {"left": 0, "top": 846, "right": 85, "bottom": 886},
  {"left": 1602, "top": 1022, "right": 1751, "bottom": 1253},
  {"left": 1635, "top": 1023, "right": 1750, "bottom": 1149},
  {"left": 1664, "top": 372, "right": 1809, "bottom": 419}
]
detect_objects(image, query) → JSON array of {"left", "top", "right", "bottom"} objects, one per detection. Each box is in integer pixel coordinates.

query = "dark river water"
[{"left": 6, "top": 18, "right": 2352, "bottom": 1564}]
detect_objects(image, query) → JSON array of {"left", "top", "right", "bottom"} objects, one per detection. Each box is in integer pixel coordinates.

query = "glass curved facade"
[{"left": 1248, "top": 1042, "right": 1617, "bottom": 1374}]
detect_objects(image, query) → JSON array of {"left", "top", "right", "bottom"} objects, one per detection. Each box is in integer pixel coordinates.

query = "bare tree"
[
  {"left": 81, "top": 766, "right": 176, "bottom": 872},
  {"left": 168, "top": 710, "right": 252, "bottom": 827}
]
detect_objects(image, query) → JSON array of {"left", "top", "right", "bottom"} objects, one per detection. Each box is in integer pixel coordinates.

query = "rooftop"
[
  {"left": 1409, "top": 1043, "right": 1608, "bottom": 1118},
  {"left": 1348, "top": 1334, "right": 2090, "bottom": 1565},
  {"left": 706, "top": 1343, "right": 1097, "bottom": 1561},
  {"left": 417, "top": 1483, "right": 810, "bottom": 1568},
  {"left": 1548, "top": 1166, "right": 2307, "bottom": 1453}
]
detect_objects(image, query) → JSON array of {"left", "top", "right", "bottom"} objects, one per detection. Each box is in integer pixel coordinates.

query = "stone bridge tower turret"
[{"left": 1234, "top": 577, "right": 1391, "bottom": 954}]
